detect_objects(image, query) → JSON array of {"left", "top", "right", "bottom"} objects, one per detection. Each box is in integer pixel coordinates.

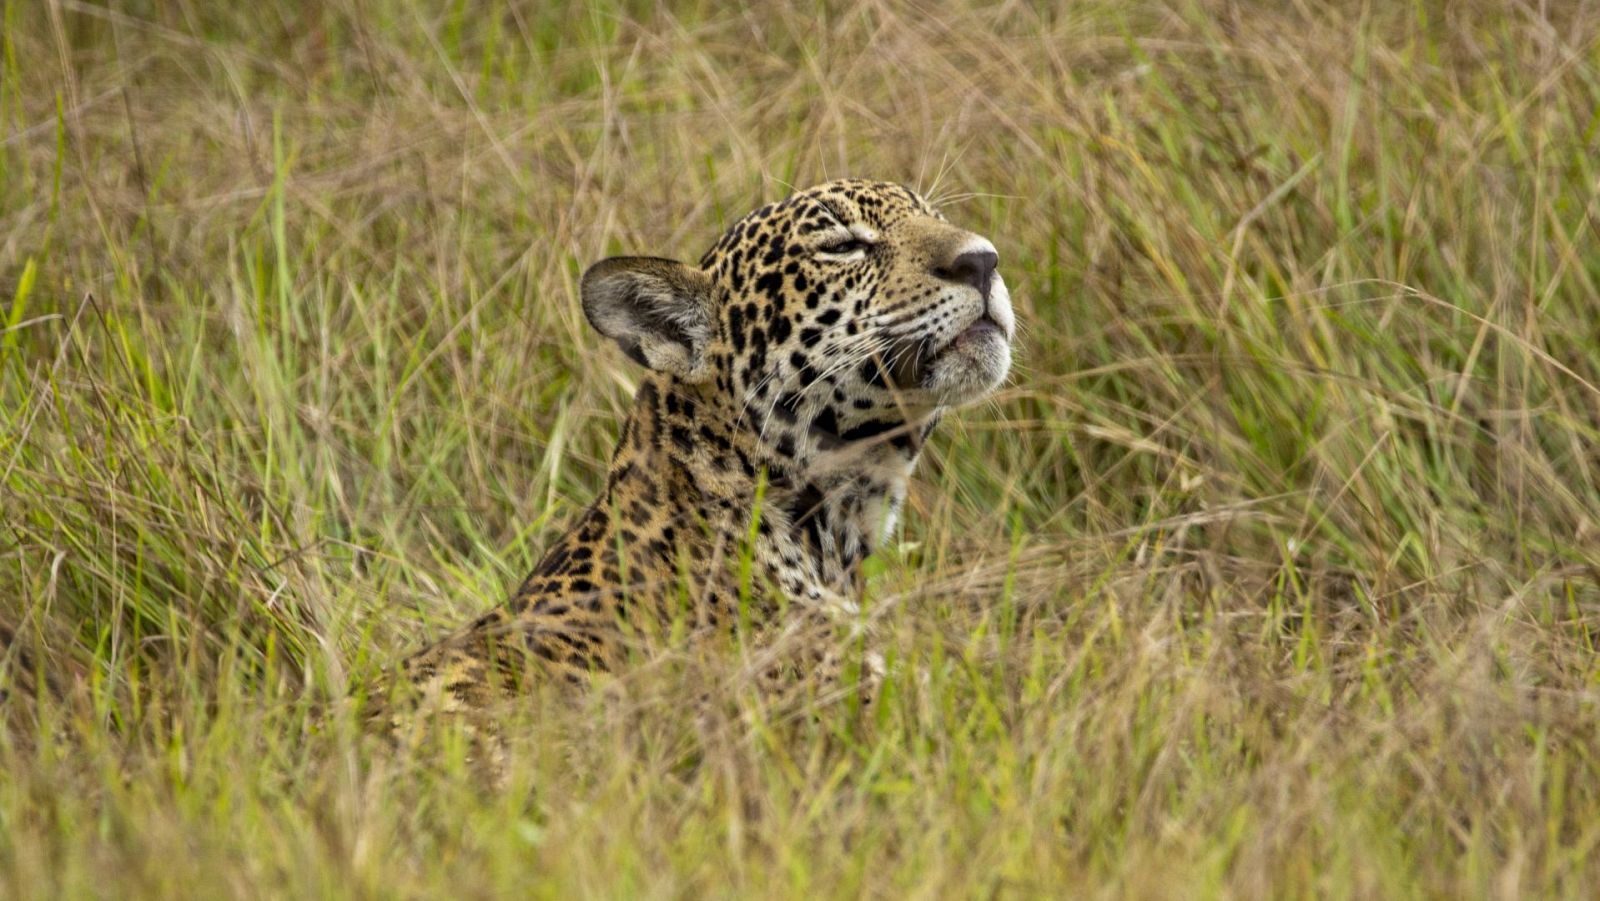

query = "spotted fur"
[{"left": 374, "top": 179, "right": 1014, "bottom": 742}]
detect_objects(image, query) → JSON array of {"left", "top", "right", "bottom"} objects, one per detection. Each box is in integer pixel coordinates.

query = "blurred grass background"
[{"left": 3, "top": 0, "right": 1600, "bottom": 896}]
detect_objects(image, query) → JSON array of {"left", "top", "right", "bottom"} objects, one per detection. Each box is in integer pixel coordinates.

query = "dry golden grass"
[{"left": 3, "top": 0, "right": 1600, "bottom": 896}]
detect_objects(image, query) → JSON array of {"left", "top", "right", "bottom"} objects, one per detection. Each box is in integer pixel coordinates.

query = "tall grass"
[{"left": 3, "top": 0, "right": 1599, "bottom": 895}]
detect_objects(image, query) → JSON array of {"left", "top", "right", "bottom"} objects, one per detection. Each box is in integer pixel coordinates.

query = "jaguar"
[{"left": 375, "top": 178, "right": 1015, "bottom": 745}]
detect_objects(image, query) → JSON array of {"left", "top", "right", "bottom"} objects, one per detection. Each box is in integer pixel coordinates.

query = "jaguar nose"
[{"left": 933, "top": 247, "right": 999, "bottom": 298}]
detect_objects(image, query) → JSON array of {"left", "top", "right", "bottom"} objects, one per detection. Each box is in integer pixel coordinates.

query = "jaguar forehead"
[{"left": 814, "top": 198, "right": 849, "bottom": 225}]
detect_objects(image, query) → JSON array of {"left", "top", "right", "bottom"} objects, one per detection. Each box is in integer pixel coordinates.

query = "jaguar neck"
[{"left": 615, "top": 375, "right": 936, "bottom": 580}]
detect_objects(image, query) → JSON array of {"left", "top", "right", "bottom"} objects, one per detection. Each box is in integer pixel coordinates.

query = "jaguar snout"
[{"left": 909, "top": 234, "right": 1013, "bottom": 404}]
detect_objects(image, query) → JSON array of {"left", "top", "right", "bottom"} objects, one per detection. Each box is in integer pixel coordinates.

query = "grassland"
[{"left": 3, "top": 0, "right": 1600, "bottom": 896}]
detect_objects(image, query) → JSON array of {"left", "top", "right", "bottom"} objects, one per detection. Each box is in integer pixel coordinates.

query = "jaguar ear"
[{"left": 581, "top": 256, "right": 715, "bottom": 382}]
